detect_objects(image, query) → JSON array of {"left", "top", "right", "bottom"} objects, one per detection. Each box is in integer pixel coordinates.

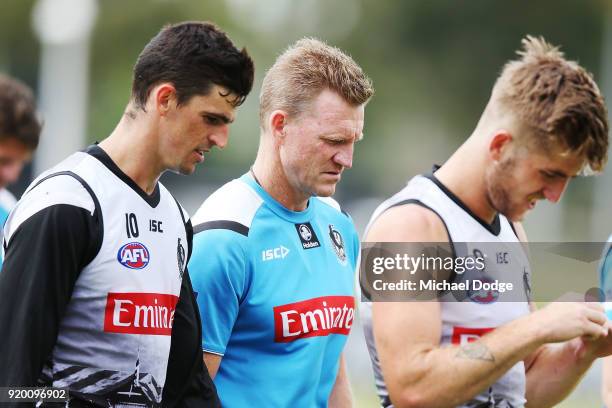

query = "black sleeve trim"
[
  {"left": 185, "top": 220, "right": 194, "bottom": 264},
  {"left": 193, "top": 220, "right": 249, "bottom": 237},
  {"left": 171, "top": 195, "right": 187, "bottom": 225}
]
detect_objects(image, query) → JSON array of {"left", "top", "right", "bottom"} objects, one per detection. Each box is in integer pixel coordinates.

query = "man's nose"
[
  {"left": 209, "top": 125, "right": 229, "bottom": 149},
  {"left": 543, "top": 178, "right": 570, "bottom": 203},
  {"left": 333, "top": 144, "right": 354, "bottom": 169}
]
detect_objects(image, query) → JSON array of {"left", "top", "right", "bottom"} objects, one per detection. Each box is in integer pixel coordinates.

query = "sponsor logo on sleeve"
[
  {"left": 104, "top": 292, "right": 179, "bottom": 335},
  {"left": 294, "top": 222, "right": 320, "bottom": 250},
  {"left": 451, "top": 326, "right": 494, "bottom": 345},
  {"left": 117, "top": 242, "right": 150, "bottom": 269},
  {"left": 273, "top": 295, "right": 355, "bottom": 342}
]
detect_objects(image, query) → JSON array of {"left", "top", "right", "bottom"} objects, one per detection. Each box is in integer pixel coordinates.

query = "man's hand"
[
  {"left": 524, "top": 311, "right": 610, "bottom": 408},
  {"left": 528, "top": 302, "right": 608, "bottom": 344},
  {"left": 579, "top": 322, "right": 612, "bottom": 359}
]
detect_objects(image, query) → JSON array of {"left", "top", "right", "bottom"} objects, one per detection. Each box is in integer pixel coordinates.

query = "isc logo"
[
  {"left": 117, "top": 242, "right": 150, "bottom": 269},
  {"left": 262, "top": 246, "right": 290, "bottom": 261}
]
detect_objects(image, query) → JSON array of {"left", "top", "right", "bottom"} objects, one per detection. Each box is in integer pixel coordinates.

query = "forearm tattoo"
[{"left": 455, "top": 342, "right": 495, "bottom": 362}]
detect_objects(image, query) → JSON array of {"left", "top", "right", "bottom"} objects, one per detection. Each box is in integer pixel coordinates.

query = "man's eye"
[{"left": 204, "top": 116, "right": 221, "bottom": 125}]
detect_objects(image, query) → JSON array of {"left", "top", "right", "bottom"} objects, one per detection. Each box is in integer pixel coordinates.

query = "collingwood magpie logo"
[
  {"left": 328, "top": 224, "right": 347, "bottom": 265},
  {"left": 177, "top": 238, "right": 186, "bottom": 279},
  {"left": 294, "top": 222, "right": 320, "bottom": 249},
  {"left": 523, "top": 267, "right": 532, "bottom": 302}
]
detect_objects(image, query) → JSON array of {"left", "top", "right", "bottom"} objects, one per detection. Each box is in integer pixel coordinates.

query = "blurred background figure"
[
  {"left": 0, "top": 74, "right": 41, "bottom": 267},
  {"left": 1, "top": 0, "right": 611, "bottom": 406}
]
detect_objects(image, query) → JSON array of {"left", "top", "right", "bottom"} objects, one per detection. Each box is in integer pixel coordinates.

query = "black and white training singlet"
[
  {"left": 361, "top": 171, "right": 531, "bottom": 408},
  {"left": 0, "top": 145, "right": 219, "bottom": 407}
]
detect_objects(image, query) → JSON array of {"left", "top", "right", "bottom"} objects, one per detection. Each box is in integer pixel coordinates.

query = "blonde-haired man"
[
  {"left": 189, "top": 38, "right": 373, "bottom": 407},
  {"left": 361, "top": 36, "right": 610, "bottom": 407}
]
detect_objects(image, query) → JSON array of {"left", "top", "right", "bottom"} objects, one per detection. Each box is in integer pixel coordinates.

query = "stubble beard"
[{"left": 485, "top": 159, "right": 525, "bottom": 222}]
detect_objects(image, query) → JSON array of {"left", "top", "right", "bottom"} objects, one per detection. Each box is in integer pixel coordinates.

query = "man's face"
[
  {"left": 485, "top": 143, "right": 583, "bottom": 221},
  {"left": 279, "top": 89, "right": 364, "bottom": 198},
  {"left": 0, "top": 138, "right": 31, "bottom": 188},
  {"left": 161, "top": 84, "right": 237, "bottom": 175}
]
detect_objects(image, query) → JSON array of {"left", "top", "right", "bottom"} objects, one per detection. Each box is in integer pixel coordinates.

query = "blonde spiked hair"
[
  {"left": 493, "top": 35, "right": 608, "bottom": 174},
  {"left": 259, "top": 38, "right": 374, "bottom": 129}
]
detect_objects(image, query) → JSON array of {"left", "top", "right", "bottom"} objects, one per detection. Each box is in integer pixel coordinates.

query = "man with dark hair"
[
  {"left": 0, "top": 74, "right": 41, "bottom": 267},
  {"left": 131, "top": 22, "right": 252, "bottom": 111},
  {"left": 0, "top": 21, "right": 254, "bottom": 408},
  {"left": 362, "top": 36, "right": 611, "bottom": 408}
]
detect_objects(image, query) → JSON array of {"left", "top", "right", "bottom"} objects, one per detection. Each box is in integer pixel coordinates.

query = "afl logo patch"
[
  {"left": 467, "top": 277, "right": 499, "bottom": 304},
  {"left": 328, "top": 225, "right": 347, "bottom": 265},
  {"left": 117, "top": 242, "right": 150, "bottom": 269}
]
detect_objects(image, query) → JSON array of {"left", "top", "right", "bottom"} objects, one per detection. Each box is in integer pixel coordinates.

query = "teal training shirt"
[{"left": 189, "top": 174, "right": 359, "bottom": 408}]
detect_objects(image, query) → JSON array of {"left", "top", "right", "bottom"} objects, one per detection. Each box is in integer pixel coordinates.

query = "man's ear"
[
  {"left": 269, "top": 110, "right": 289, "bottom": 144},
  {"left": 489, "top": 130, "right": 513, "bottom": 162},
  {"left": 152, "top": 83, "right": 177, "bottom": 116}
]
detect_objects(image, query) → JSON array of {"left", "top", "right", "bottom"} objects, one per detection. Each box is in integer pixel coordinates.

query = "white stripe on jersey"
[
  {"left": 4, "top": 175, "right": 95, "bottom": 244},
  {"left": 192, "top": 177, "right": 264, "bottom": 228}
]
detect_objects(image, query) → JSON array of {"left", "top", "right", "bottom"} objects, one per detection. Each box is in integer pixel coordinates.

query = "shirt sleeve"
[
  {"left": 0, "top": 203, "right": 100, "bottom": 388},
  {"left": 188, "top": 228, "right": 249, "bottom": 355}
]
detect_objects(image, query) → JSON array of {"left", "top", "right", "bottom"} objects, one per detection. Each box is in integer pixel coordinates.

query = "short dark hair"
[
  {"left": 0, "top": 74, "right": 41, "bottom": 150},
  {"left": 131, "top": 21, "right": 254, "bottom": 110}
]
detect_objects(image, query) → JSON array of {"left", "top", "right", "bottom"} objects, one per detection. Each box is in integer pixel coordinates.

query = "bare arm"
[
  {"left": 524, "top": 338, "right": 596, "bottom": 407},
  {"left": 524, "top": 301, "right": 612, "bottom": 406},
  {"left": 368, "top": 206, "right": 608, "bottom": 408},
  {"left": 203, "top": 352, "right": 222, "bottom": 380},
  {"left": 328, "top": 354, "right": 352, "bottom": 408}
]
